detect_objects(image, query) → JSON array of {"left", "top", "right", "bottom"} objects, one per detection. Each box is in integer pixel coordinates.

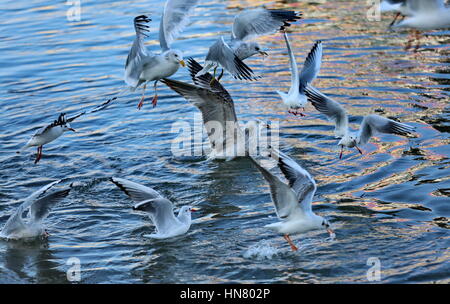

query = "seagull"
[
  {"left": 17, "top": 97, "right": 115, "bottom": 164},
  {"left": 389, "top": 0, "right": 450, "bottom": 50},
  {"left": 304, "top": 85, "right": 415, "bottom": 159},
  {"left": 162, "top": 58, "right": 247, "bottom": 160},
  {"left": 249, "top": 149, "right": 334, "bottom": 252},
  {"left": 276, "top": 33, "right": 322, "bottom": 117},
  {"left": 0, "top": 180, "right": 71, "bottom": 240},
  {"left": 124, "top": 0, "right": 200, "bottom": 110},
  {"left": 195, "top": 8, "right": 302, "bottom": 82},
  {"left": 111, "top": 177, "right": 198, "bottom": 239}
]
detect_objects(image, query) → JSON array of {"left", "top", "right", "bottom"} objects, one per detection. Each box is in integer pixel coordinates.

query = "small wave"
[{"left": 243, "top": 240, "right": 280, "bottom": 260}]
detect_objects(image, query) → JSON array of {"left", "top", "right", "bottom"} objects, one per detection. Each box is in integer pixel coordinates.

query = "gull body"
[
  {"left": 111, "top": 177, "right": 197, "bottom": 239},
  {"left": 276, "top": 33, "right": 322, "bottom": 116},
  {"left": 249, "top": 149, "right": 333, "bottom": 251},
  {"left": 0, "top": 180, "right": 70, "bottom": 240},
  {"left": 305, "top": 86, "right": 415, "bottom": 158},
  {"left": 124, "top": 0, "right": 200, "bottom": 109},
  {"left": 195, "top": 9, "right": 302, "bottom": 81}
]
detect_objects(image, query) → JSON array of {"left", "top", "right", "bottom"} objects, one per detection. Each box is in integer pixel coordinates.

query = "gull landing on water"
[
  {"left": 111, "top": 177, "right": 198, "bottom": 239},
  {"left": 195, "top": 9, "right": 302, "bottom": 83},
  {"left": 17, "top": 97, "right": 115, "bottom": 164},
  {"left": 276, "top": 33, "right": 322, "bottom": 117},
  {"left": 304, "top": 85, "right": 415, "bottom": 159},
  {"left": 249, "top": 149, "right": 334, "bottom": 252},
  {"left": 124, "top": 0, "right": 200, "bottom": 110},
  {"left": 0, "top": 180, "right": 71, "bottom": 240}
]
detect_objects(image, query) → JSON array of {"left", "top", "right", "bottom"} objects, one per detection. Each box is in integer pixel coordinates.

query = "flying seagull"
[
  {"left": 304, "top": 85, "right": 415, "bottom": 159},
  {"left": 111, "top": 177, "right": 198, "bottom": 239},
  {"left": 276, "top": 33, "right": 322, "bottom": 116},
  {"left": 195, "top": 8, "right": 302, "bottom": 82},
  {"left": 249, "top": 149, "right": 334, "bottom": 251},
  {"left": 0, "top": 180, "right": 71, "bottom": 240},
  {"left": 17, "top": 97, "right": 115, "bottom": 164},
  {"left": 124, "top": 0, "right": 200, "bottom": 109}
]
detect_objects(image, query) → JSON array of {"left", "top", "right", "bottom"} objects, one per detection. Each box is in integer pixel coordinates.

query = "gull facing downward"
[
  {"left": 111, "top": 177, "right": 197, "bottom": 239},
  {"left": 195, "top": 8, "right": 302, "bottom": 82},
  {"left": 124, "top": 0, "right": 200, "bottom": 109},
  {"left": 0, "top": 180, "right": 71, "bottom": 240},
  {"left": 305, "top": 86, "right": 415, "bottom": 159},
  {"left": 249, "top": 149, "right": 334, "bottom": 251},
  {"left": 277, "top": 33, "right": 322, "bottom": 116}
]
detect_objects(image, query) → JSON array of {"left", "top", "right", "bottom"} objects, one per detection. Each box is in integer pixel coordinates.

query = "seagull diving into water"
[
  {"left": 111, "top": 177, "right": 198, "bottom": 239},
  {"left": 124, "top": 0, "right": 200, "bottom": 109},
  {"left": 0, "top": 180, "right": 71, "bottom": 240},
  {"left": 195, "top": 8, "right": 302, "bottom": 83},
  {"left": 17, "top": 97, "right": 115, "bottom": 164},
  {"left": 304, "top": 85, "right": 415, "bottom": 159},
  {"left": 277, "top": 32, "right": 322, "bottom": 117},
  {"left": 249, "top": 149, "right": 334, "bottom": 252}
]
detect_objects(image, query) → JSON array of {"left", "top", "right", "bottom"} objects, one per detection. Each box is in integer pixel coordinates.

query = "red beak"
[{"left": 68, "top": 128, "right": 76, "bottom": 132}]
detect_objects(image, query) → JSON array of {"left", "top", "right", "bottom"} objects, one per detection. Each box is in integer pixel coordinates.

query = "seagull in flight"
[
  {"left": 111, "top": 177, "right": 198, "bottom": 239},
  {"left": 17, "top": 97, "right": 115, "bottom": 164},
  {"left": 305, "top": 86, "right": 415, "bottom": 159},
  {"left": 124, "top": 0, "right": 200, "bottom": 109},
  {"left": 195, "top": 8, "right": 302, "bottom": 83},
  {"left": 0, "top": 180, "right": 71, "bottom": 240},
  {"left": 249, "top": 149, "right": 334, "bottom": 251},
  {"left": 277, "top": 33, "right": 322, "bottom": 117}
]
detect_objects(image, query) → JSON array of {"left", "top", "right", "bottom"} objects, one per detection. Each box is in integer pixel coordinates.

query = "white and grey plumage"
[
  {"left": 0, "top": 180, "right": 71, "bottom": 240},
  {"left": 162, "top": 58, "right": 249, "bottom": 160},
  {"left": 276, "top": 33, "right": 322, "bottom": 116},
  {"left": 124, "top": 0, "right": 199, "bottom": 109},
  {"left": 195, "top": 8, "right": 302, "bottom": 81},
  {"left": 304, "top": 86, "right": 415, "bottom": 159},
  {"left": 111, "top": 177, "right": 197, "bottom": 239},
  {"left": 390, "top": 0, "right": 450, "bottom": 30},
  {"left": 17, "top": 97, "right": 115, "bottom": 164},
  {"left": 249, "top": 149, "right": 333, "bottom": 251}
]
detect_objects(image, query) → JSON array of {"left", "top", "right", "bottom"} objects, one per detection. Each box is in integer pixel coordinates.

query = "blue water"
[{"left": 0, "top": 0, "right": 449, "bottom": 283}]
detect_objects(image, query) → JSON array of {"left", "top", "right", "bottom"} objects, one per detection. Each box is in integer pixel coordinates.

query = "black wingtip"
[{"left": 269, "top": 10, "right": 303, "bottom": 31}]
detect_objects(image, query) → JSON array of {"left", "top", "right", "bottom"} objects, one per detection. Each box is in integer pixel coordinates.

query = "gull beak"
[
  {"left": 68, "top": 128, "right": 76, "bottom": 132},
  {"left": 179, "top": 60, "right": 186, "bottom": 67},
  {"left": 355, "top": 145, "right": 363, "bottom": 155},
  {"left": 327, "top": 228, "right": 335, "bottom": 238},
  {"left": 190, "top": 207, "right": 199, "bottom": 212}
]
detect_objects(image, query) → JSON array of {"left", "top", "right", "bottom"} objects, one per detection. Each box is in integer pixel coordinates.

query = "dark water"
[{"left": 0, "top": 0, "right": 449, "bottom": 283}]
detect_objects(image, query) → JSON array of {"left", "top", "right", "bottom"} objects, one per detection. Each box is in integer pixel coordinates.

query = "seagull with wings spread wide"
[
  {"left": 124, "top": 0, "right": 200, "bottom": 109},
  {"left": 249, "top": 149, "right": 334, "bottom": 252}
]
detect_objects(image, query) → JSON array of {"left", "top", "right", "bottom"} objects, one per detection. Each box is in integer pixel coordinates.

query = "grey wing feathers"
[
  {"left": 67, "top": 96, "right": 116, "bottom": 123},
  {"left": 206, "top": 37, "right": 256, "bottom": 81},
  {"left": 271, "top": 149, "right": 316, "bottom": 212},
  {"left": 30, "top": 188, "right": 71, "bottom": 223},
  {"left": 232, "top": 9, "right": 302, "bottom": 41},
  {"left": 358, "top": 114, "right": 415, "bottom": 145},
  {"left": 304, "top": 85, "right": 348, "bottom": 138},
  {"left": 299, "top": 41, "right": 323, "bottom": 93},
  {"left": 248, "top": 156, "right": 298, "bottom": 219},
  {"left": 159, "top": 0, "right": 200, "bottom": 51},
  {"left": 125, "top": 15, "right": 151, "bottom": 88},
  {"left": 111, "top": 177, "right": 162, "bottom": 203}
]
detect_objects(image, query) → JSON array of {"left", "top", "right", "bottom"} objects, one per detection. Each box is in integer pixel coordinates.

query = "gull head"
[
  {"left": 165, "top": 50, "right": 185, "bottom": 67},
  {"left": 177, "top": 205, "right": 198, "bottom": 223},
  {"left": 247, "top": 42, "right": 268, "bottom": 58},
  {"left": 337, "top": 135, "right": 362, "bottom": 159},
  {"left": 235, "top": 42, "right": 268, "bottom": 60},
  {"left": 321, "top": 218, "right": 335, "bottom": 238}
]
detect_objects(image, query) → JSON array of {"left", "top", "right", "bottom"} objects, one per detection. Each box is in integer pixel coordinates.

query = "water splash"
[{"left": 243, "top": 240, "right": 280, "bottom": 260}]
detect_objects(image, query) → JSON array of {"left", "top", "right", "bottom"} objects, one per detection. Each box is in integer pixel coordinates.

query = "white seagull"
[
  {"left": 111, "top": 177, "right": 198, "bottom": 239},
  {"left": 195, "top": 8, "right": 302, "bottom": 82},
  {"left": 389, "top": 0, "right": 450, "bottom": 50},
  {"left": 0, "top": 180, "right": 71, "bottom": 240},
  {"left": 17, "top": 97, "right": 115, "bottom": 164},
  {"left": 304, "top": 85, "right": 415, "bottom": 159},
  {"left": 124, "top": 0, "right": 200, "bottom": 109},
  {"left": 277, "top": 33, "right": 322, "bottom": 116},
  {"left": 249, "top": 149, "right": 334, "bottom": 252}
]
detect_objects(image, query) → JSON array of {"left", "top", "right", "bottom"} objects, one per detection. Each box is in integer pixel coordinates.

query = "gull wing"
[
  {"left": 111, "top": 177, "right": 162, "bottom": 203},
  {"left": 231, "top": 9, "right": 302, "bottom": 41},
  {"left": 357, "top": 114, "right": 415, "bottom": 145},
  {"left": 159, "top": 0, "right": 200, "bottom": 51},
  {"left": 29, "top": 188, "right": 71, "bottom": 223},
  {"left": 299, "top": 41, "right": 323, "bottom": 94}
]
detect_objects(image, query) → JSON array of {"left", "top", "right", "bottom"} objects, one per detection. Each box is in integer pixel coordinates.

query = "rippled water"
[{"left": 0, "top": 0, "right": 449, "bottom": 284}]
